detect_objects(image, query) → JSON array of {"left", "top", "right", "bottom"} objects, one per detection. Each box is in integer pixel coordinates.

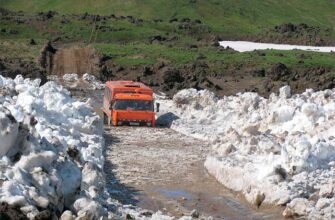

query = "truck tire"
[{"left": 103, "top": 113, "right": 108, "bottom": 125}]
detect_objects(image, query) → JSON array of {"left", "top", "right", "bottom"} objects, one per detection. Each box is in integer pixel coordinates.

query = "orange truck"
[{"left": 102, "top": 81, "right": 159, "bottom": 127}]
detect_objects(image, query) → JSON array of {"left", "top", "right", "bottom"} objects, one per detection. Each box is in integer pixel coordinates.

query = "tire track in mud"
[{"left": 103, "top": 126, "right": 284, "bottom": 220}]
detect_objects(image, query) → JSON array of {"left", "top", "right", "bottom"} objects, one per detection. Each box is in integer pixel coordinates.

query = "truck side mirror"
[
  {"left": 109, "top": 101, "right": 113, "bottom": 110},
  {"left": 156, "top": 103, "right": 160, "bottom": 112}
]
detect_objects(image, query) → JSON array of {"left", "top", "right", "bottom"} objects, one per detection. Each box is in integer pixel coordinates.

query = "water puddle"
[
  {"left": 155, "top": 188, "right": 193, "bottom": 200},
  {"left": 137, "top": 186, "right": 284, "bottom": 220}
]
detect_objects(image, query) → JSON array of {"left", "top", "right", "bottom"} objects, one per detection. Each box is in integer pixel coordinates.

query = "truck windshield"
[{"left": 113, "top": 100, "right": 154, "bottom": 111}]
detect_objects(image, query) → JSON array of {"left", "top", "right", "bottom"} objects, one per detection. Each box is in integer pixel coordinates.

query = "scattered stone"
[
  {"left": 34, "top": 210, "right": 52, "bottom": 220},
  {"left": 140, "top": 211, "right": 153, "bottom": 217},
  {"left": 0, "top": 202, "right": 27, "bottom": 220},
  {"left": 125, "top": 213, "right": 134, "bottom": 219},
  {"left": 29, "top": 39, "right": 37, "bottom": 45},
  {"left": 190, "top": 209, "right": 200, "bottom": 218}
]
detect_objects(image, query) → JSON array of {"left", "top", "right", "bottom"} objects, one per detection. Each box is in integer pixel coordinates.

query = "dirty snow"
[
  {"left": 219, "top": 41, "right": 335, "bottom": 53},
  {"left": 0, "top": 74, "right": 109, "bottom": 218},
  {"left": 0, "top": 75, "right": 181, "bottom": 219},
  {"left": 157, "top": 87, "right": 335, "bottom": 219},
  {"left": 50, "top": 73, "right": 104, "bottom": 90}
]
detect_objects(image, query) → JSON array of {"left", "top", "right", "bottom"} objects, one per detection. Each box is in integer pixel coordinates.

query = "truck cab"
[{"left": 102, "top": 81, "right": 158, "bottom": 127}]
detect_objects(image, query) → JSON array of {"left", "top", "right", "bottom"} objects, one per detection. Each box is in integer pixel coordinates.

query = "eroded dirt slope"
[{"left": 51, "top": 45, "right": 100, "bottom": 76}]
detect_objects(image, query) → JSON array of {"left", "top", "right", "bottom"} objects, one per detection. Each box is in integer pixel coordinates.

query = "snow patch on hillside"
[
  {"left": 219, "top": 41, "right": 335, "bottom": 53},
  {"left": 158, "top": 87, "right": 335, "bottom": 219}
]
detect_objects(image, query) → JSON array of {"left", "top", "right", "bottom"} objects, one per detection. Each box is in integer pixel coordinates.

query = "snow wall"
[
  {"left": 159, "top": 87, "right": 335, "bottom": 219},
  {"left": 0, "top": 75, "right": 185, "bottom": 220}
]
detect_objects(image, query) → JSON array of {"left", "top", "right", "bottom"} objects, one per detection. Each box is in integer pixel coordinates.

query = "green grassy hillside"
[
  {"left": 1, "top": 0, "right": 335, "bottom": 97},
  {"left": 1, "top": 0, "right": 335, "bottom": 36}
]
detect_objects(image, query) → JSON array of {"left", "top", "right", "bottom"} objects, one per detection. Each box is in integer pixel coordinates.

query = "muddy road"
[{"left": 104, "top": 127, "right": 284, "bottom": 220}]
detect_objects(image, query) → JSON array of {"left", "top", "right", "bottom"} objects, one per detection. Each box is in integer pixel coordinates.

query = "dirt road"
[{"left": 103, "top": 126, "right": 284, "bottom": 220}]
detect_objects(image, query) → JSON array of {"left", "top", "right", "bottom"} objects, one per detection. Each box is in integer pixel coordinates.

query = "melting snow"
[
  {"left": 0, "top": 75, "right": 180, "bottom": 219},
  {"left": 158, "top": 86, "right": 335, "bottom": 219},
  {"left": 219, "top": 41, "right": 335, "bottom": 53}
]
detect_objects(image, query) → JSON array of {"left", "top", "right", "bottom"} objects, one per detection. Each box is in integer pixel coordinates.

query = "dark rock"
[
  {"left": 140, "top": 211, "right": 153, "bottom": 217},
  {"left": 194, "top": 19, "right": 202, "bottom": 24},
  {"left": 256, "top": 51, "right": 266, "bottom": 56},
  {"left": 125, "top": 213, "right": 134, "bottom": 219},
  {"left": 190, "top": 209, "right": 200, "bottom": 218},
  {"left": 34, "top": 210, "right": 52, "bottom": 220},
  {"left": 212, "top": 41, "right": 220, "bottom": 47},
  {"left": 169, "top": 18, "right": 178, "bottom": 23},
  {"left": 214, "top": 84, "right": 222, "bottom": 90},
  {"left": 100, "top": 66, "right": 113, "bottom": 81},
  {"left": 154, "top": 62, "right": 165, "bottom": 70},
  {"left": 67, "top": 147, "right": 79, "bottom": 160},
  {"left": 100, "top": 55, "right": 112, "bottom": 63},
  {"left": 275, "top": 23, "right": 296, "bottom": 33},
  {"left": 38, "top": 11, "right": 57, "bottom": 20},
  {"left": 268, "top": 63, "right": 291, "bottom": 81},
  {"left": 29, "top": 39, "right": 37, "bottom": 45},
  {"left": 143, "top": 66, "right": 154, "bottom": 76},
  {"left": 180, "top": 17, "right": 191, "bottom": 23},
  {"left": 252, "top": 69, "right": 266, "bottom": 77},
  {"left": 116, "top": 66, "right": 124, "bottom": 72},
  {"left": 163, "top": 69, "right": 184, "bottom": 85},
  {"left": 0, "top": 202, "right": 27, "bottom": 220},
  {"left": 149, "top": 35, "right": 166, "bottom": 43},
  {"left": 0, "top": 61, "right": 6, "bottom": 71}
]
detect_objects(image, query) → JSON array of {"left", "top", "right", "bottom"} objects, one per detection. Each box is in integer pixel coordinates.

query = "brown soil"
[
  {"left": 51, "top": 45, "right": 100, "bottom": 76},
  {"left": 100, "top": 59, "right": 335, "bottom": 98},
  {"left": 0, "top": 57, "right": 47, "bottom": 84},
  {"left": 104, "top": 127, "right": 285, "bottom": 220}
]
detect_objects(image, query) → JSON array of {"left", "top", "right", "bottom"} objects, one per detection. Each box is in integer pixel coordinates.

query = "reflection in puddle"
[
  {"left": 150, "top": 187, "right": 283, "bottom": 220},
  {"left": 156, "top": 188, "right": 193, "bottom": 200}
]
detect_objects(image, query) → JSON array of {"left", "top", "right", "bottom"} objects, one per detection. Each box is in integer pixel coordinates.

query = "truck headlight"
[
  {"left": 147, "top": 122, "right": 151, "bottom": 126},
  {"left": 117, "top": 121, "right": 122, "bottom": 125}
]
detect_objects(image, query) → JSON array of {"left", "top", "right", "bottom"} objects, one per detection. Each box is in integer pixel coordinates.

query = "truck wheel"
[{"left": 103, "top": 113, "right": 108, "bottom": 125}]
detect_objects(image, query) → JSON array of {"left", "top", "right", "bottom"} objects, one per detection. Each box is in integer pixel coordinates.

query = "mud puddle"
[{"left": 135, "top": 178, "right": 284, "bottom": 220}]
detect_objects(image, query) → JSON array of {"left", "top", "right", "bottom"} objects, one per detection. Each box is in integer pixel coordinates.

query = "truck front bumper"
[{"left": 117, "top": 120, "right": 153, "bottom": 127}]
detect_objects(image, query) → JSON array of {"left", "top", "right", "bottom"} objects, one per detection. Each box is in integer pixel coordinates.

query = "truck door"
[{"left": 103, "top": 87, "right": 112, "bottom": 117}]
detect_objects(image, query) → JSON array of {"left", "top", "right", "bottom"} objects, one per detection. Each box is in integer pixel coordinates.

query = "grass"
[
  {"left": 1, "top": 0, "right": 335, "bottom": 37},
  {"left": 0, "top": 39, "right": 47, "bottom": 61},
  {"left": 94, "top": 43, "right": 197, "bottom": 66},
  {"left": 94, "top": 42, "right": 335, "bottom": 70},
  {"left": 0, "top": 0, "right": 334, "bottom": 74}
]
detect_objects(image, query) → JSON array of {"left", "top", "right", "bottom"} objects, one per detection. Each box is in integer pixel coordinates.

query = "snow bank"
[
  {"left": 0, "top": 75, "right": 193, "bottom": 219},
  {"left": 52, "top": 73, "right": 104, "bottom": 90},
  {"left": 159, "top": 87, "right": 335, "bottom": 219},
  {"left": 0, "top": 74, "right": 110, "bottom": 218},
  {"left": 219, "top": 41, "right": 335, "bottom": 53}
]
